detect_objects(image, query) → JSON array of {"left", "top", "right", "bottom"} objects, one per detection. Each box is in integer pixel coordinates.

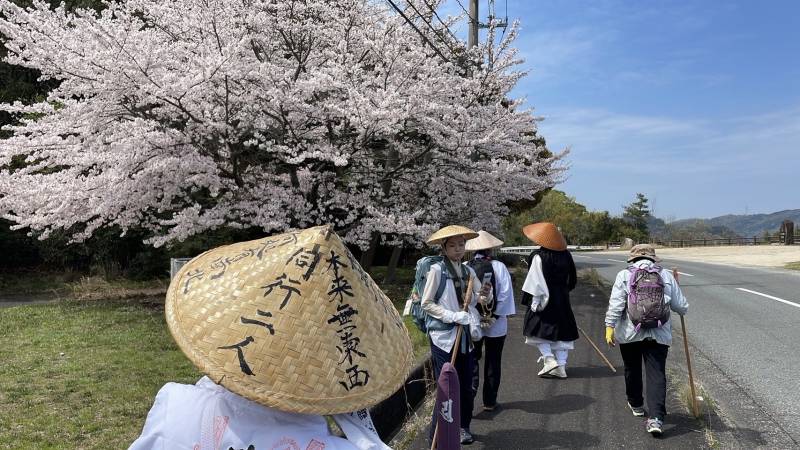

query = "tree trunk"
[
  {"left": 384, "top": 245, "right": 403, "bottom": 284},
  {"left": 360, "top": 232, "right": 379, "bottom": 272}
]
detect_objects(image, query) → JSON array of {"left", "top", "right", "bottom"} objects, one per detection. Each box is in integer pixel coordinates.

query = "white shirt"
[
  {"left": 128, "top": 377, "right": 391, "bottom": 450},
  {"left": 482, "top": 260, "right": 516, "bottom": 337},
  {"left": 420, "top": 261, "right": 481, "bottom": 352},
  {"left": 521, "top": 255, "right": 549, "bottom": 309}
]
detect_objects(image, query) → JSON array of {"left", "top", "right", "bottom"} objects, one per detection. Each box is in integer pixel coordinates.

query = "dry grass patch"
[{"left": 578, "top": 268, "right": 609, "bottom": 289}]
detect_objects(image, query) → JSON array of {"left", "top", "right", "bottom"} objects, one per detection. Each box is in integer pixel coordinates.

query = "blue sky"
[{"left": 439, "top": 0, "right": 799, "bottom": 220}]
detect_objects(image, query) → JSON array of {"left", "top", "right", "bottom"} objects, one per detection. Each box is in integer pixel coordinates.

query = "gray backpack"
[{"left": 626, "top": 265, "right": 670, "bottom": 331}]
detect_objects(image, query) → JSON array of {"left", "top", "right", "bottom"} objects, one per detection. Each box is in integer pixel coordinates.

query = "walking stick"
[
  {"left": 673, "top": 268, "right": 699, "bottom": 417},
  {"left": 430, "top": 276, "right": 474, "bottom": 450},
  {"left": 577, "top": 326, "right": 617, "bottom": 373}
]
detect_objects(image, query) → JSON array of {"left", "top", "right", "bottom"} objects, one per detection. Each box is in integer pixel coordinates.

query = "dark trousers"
[
  {"left": 619, "top": 339, "right": 669, "bottom": 419},
  {"left": 429, "top": 334, "right": 474, "bottom": 435},
  {"left": 471, "top": 335, "right": 506, "bottom": 407}
]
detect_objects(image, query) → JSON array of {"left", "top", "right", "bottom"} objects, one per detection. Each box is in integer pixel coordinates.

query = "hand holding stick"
[{"left": 449, "top": 276, "right": 474, "bottom": 365}]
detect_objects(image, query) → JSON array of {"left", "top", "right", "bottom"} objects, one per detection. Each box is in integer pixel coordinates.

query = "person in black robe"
[{"left": 520, "top": 222, "right": 579, "bottom": 378}]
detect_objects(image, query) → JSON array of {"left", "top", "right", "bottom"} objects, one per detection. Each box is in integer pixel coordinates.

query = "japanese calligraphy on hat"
[{"left": 166, "top": 225, "right": 412, "bottom": 415}]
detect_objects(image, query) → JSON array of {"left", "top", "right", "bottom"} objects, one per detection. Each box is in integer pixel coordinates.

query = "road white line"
[
  {"left": 677, "top": 271, "right": 695, "bottom": 277},
  {"left": 736, "top": 288, "right": 800, "bottom": 310},
  {"left": 607, "top": 259, "right": 627, "bottom": 263},
  {"left": 574, "top": 255, "right": 593, "bottom": 259}
]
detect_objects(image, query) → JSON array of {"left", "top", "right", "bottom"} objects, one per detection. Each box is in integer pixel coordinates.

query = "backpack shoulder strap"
[
  {"left": 626, "top": 265, "right": 638, "bottom": 285},
  {"left": 433, "top": 261, "right": 448, "bottom": 303}
]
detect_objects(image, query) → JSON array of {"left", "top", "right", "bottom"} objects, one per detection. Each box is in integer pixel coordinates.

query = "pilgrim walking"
[
  {"left": 421, "top": 225, "right": 488, "bottom": 445},
  {"left": 520, "top": 222, "right": 579, "bottom": 379},
  {"left": 604, "top": 244, "right": 689, "bottom": 436},
  {"left": 465, "top": 230, "right": 516, "bottom": 412}
]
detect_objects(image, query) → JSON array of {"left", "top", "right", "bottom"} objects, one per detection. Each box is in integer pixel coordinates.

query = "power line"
[
  {"left": 453, "top": 0, "right": 471, "bottom": 17},
  {"left": 418, "top": 0, "right": 460, "bottom": 44},
  {"left": 385, "top": 0, "right": 451, "bottom": 63},
  {"left": 404, "top": 0, "right": 460, "bottom": 56}
]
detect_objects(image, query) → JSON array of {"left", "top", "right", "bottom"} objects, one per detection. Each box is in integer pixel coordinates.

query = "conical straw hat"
[
  {"left": 426, "top": 225, "right": 479, "bottom": 246},
  {"left": 465, "top": 230, "right": 504, "bottom": 251},
  {"left": 166, "top": 225, "right": 412, "bottom": 415},
  {"left": 522, "top": 222, "right": 567, "bottom": 251}
]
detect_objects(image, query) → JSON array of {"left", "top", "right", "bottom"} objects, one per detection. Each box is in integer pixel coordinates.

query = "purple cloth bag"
[{"left": 434, "top": 362, "right": 461, "bottom": 450}]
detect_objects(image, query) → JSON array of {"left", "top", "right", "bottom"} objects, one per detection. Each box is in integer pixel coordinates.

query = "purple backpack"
[{"left": 627, "top": 265, "right": 670, "bottom": 331}]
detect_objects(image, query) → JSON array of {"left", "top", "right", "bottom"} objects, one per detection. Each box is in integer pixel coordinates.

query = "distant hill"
[{"left": 666, "top": 209, "right": 800, "bottom": 237}]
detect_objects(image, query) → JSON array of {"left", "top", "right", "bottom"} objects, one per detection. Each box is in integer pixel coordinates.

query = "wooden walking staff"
[
  {"left": 430, "top": 276, "right": 474, "bottom": 450},
  {"left": 577, "top": 326, "right": 617, "bottom": 373},
  {"left": 673, "top": 268, "right": 700, "bottom": 417}
]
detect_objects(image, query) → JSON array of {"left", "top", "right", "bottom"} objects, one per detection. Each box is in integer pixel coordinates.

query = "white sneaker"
[
  {"left": 537, "top": 356, "right": 559, "bottom": 377},
  {"left": 555, "top": 365, "right": 567, "bottom": 379}
]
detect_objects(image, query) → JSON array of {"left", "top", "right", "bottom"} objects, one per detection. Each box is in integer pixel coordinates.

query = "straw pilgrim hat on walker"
[
  {"left": 426, "top": 225, "right": 479, "bottom": 246},
  {"left": 522, "top": 222, "right": 567, "bottom": 251},
  {"left": 166, "top": 225, "right": 413, "bottom": 415},
  {"left": 465, "top": 230, "right": 504, "bottom": 252}
]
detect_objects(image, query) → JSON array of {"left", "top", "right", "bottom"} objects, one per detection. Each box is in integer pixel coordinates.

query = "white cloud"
[{"left": 541, "top": 105, "right": 800, "bottom": 218}]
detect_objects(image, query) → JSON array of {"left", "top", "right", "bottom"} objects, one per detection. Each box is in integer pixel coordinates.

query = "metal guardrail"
[
  {"left": 653, "top": 236, "right": 795, "bottom": 247},
  {"left": 499, "top": 245, "right": 606, "bottom": 255},
  {"left": 170, "top": 257, "right": 193, "bottom": 279}
]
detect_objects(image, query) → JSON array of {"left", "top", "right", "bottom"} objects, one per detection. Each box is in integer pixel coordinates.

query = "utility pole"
[
  {"left": 469, "top": 1, "right": 508, "bottom": 49},
  {"left": 469, "top": 0, "right": 479, "bottom": 48}
]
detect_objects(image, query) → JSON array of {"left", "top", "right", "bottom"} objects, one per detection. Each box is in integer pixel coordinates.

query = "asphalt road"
[
  {"left": 409, "top": 280, "right": 706, "bottom": 449},
  {"left": 575, "top": 252, "right": 800, "bottom": 448}
]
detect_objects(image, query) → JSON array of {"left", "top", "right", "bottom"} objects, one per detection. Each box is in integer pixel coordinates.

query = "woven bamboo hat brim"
[
  {"left": 465, "top": 230, "right": 504, "bottom": 251},
  {"left": 522, "top": 222, "right": 567, "bottom": 251},
  {"left": 166, "top": 225, "right": 412, "bottom": 415},
  {"left": 426, "top": 225, "right": 479, "bottom": 246}
]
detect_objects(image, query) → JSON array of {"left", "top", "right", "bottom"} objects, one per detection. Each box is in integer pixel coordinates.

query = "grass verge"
[
  {"left": 0, "top": 265, "right": 429, "bottom": 448},
  {"left": 0, "top": 299, "right": 200, "bottom": 449},
  {"left": 388, "top": 389, "right": 436, "bottom": 450},
  {"left": 0, "top": 272, "right": 169, "bottom": 300},
  {"left": 785, "top": 261, "right": 800, "bottom": 270},
  {"left": 667, "top": 367, "right": 720, "bottom": 449},
  {"left": 578, "top": 268, "right": 609, "bottom": 289}
]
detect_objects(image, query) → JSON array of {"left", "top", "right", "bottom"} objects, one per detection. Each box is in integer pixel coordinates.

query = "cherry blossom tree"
[{"left": 0, "top": 0, "right": 563, "bottom": 249}]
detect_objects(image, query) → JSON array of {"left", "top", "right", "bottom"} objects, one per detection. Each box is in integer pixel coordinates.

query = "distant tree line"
[
  {"left": 502, "top": 190, "right": 652, "bottom": 246},
  {"left": 502, "top": 190, "right": 762, "bottom": 246}
]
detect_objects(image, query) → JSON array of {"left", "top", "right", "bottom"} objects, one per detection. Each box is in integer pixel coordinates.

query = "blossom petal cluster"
[{"left": 0, "top": 0, "right": 564, "bottom": 248}]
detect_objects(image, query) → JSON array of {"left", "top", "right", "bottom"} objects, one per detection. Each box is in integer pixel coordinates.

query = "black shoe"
[
  {"left": 627, "top": 401, "right": 646, "bottom": 417},
  {"left": 460, "top": 428, "right": 475, "bottom": 445}
]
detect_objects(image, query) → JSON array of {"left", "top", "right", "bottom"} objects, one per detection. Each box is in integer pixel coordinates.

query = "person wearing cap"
[
  {"left": 129, "top": 226, "right": 411, "bottom": 450},
  {"left": 465, "top": 230, "right": 516, "bottom": 412},
  {"left": 604, "top": 244, "right": 689, "bottom": 436},
  {"left": 421, "top": 225, "right": 488, "bottom": 445},
  {"left": 519, "top": 222, "right": 579, "bottom": 379}
]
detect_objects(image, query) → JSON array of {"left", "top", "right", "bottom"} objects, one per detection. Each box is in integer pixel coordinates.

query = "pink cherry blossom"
[{"left": 0, "top": 0, "right": 564, "bottom": 248}]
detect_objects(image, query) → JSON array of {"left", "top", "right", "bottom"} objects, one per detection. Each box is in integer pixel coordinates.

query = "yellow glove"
[{"left": 605, "top": 326, "right": 616, "bottom": 347}]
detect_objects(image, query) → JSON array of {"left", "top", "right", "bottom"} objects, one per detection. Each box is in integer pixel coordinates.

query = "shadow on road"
[
  {"left": 564, "top": 365, "right": 621, "bottom": 379},
  {"left": 498, "top": 394, "right": 596, "bottom": 415},
  {"left": 478, "top": 428, "right": 601, "bottom": 448}
]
